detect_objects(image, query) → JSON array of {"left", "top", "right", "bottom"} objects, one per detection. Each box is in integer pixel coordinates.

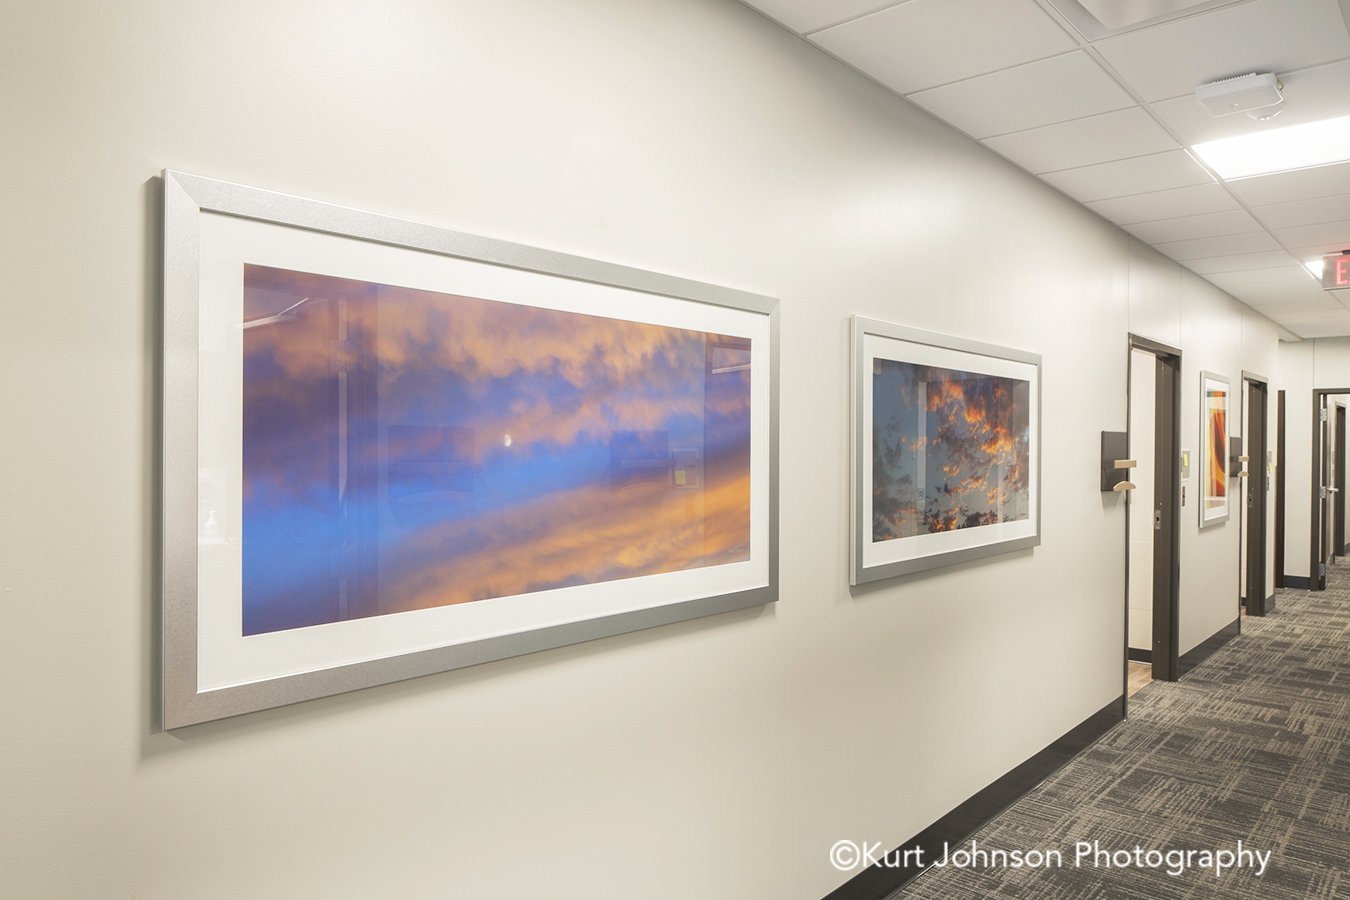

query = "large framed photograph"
[
  {"left": 1199, "top": 370, "right": 1229, "bottom": 528},
  {"left": 162, "top": 171, "right": 778, "bottom": 728},
  {"left": 851, "top": 317, "right": 1040, "bottom": 585}
]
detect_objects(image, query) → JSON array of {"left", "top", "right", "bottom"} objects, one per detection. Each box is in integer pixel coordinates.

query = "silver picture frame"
[
  {"left": 162, "top": 170, "right": 779, "bottom": 729},
  {"left": 1198, "top": 369, "right": 1230, "bottom": 529},
  {"left": 851, "top": 316, "right": 1041, "bottom": 585}
]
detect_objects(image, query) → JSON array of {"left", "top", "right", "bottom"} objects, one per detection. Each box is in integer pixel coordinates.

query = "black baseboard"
[
  {"left": 1284, "top": 575, "right": 1311, "bottom": 590},
  {"left": 821, "top": 696, "right": 1125, "bottom": 900},
  {"left": 1127, "top": 647, "right": 1152, "bottom": 663},
  {"left": 1177, "top": 618, "right": 1240, "bottom": 678}
]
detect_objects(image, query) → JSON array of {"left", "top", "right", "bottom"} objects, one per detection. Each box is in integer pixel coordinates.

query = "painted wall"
[
  {"left": 1126, "top": 241, "right": 1278, "bottom": 653},
  {"left": 1127, "top": 348, "right": 1155, "bottom": 652},
  {"left": 1279, "top": 339, "right": 1315, "bottom": 581},
  {"left": 1274, "top": 338, "right": 1350, "bottom": 584},
  {"left": 0, "top": 1, "right": 1277, "bottom": 898}
]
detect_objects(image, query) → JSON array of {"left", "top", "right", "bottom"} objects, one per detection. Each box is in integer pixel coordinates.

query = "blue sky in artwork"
[{"left": 239, "top": 265, "right": 752, "bottom": 635}]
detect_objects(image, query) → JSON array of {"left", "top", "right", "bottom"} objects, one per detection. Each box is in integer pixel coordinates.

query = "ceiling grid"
[{"left": 741, "top": 0, "right": 1350, "bottom": 337}]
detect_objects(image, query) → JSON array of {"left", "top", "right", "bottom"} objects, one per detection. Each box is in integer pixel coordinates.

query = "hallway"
[{"left": 900, "top": 568, "right": 1350, "bottom": 899}]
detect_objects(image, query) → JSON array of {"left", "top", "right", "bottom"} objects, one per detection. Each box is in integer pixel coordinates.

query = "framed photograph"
[
  {"left": 162, "top": 171, "right": 778, "bottom": 728},
  {"left": 1199, "top": 370, "right": 1229, "bottom": 528},
  {"left": 850, "top": 316, "right": 1040, "bottom": 585}
]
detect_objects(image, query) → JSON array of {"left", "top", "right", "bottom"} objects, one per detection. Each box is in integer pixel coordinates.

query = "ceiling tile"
[
  {"left": 1225, "top": 282, "right": 1334, "bottom": 306},
  {"left": 1183, "top": 249, "right": 1300, "bottom": 273},
  {"left": 1151, "top": 59, "right": 1350, "bottom": 146},
  {"left": 1258, "top": 306, "right": 1349, "bottom": 325},
  {"left": 1224, "top": 160, "right": 1350, "bottom": 206},
  {"left": 1093, "top": 0, "right": 1350, "bottom": 102},
  {"left": 1205, "top": 265, "right": 1319, "bottom": 286},
  {"left": 1155, "top": 230, "right": 1280, "bottom": 260},
  {"left": 739, "top": 0, "right": 896, "bottom": 33},
  {"left": 1253, "top": 192, "right": 1350, "bottom": 230},
  {"left": 1041, "top": 149, "right": 1213, "bottom": 201},
  {"left": 1276, "top": 316, "right": 1350, "bottom": 338},
  {"left": 983, "top": 107, "right": 1177, "bottom": 173},
  {"left": 908, "top": 51, "right": 1133, "bottom": 139},
  {"left": 1085, "top": 182, "right": 1241, "bottom": 223},
  {"left": 1125, "top": 208, "right": 1261, "bottom": 243},
  {"left": 809, "top": 0, "right": 1076, "bottom": 94},
  {"left": 1290, "top": 245, "right": 1350, "bottom": 269},
  {"left": 1271, "top": 219, "right": 1350, "bottom": 250},
  {"left": 1069, "top": 0, "right": 1249, "bottom": 34}
]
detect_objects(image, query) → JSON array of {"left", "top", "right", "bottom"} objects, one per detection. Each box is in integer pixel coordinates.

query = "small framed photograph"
[
  {"left": 851, "top": 316, "right": 1040, "bottom": 584},
  {"left": 162, "top": 171, "right": 778, "bottom": 728},
  {"left": 1199, "top": 371, "right": 1230, "bottom": 528}
]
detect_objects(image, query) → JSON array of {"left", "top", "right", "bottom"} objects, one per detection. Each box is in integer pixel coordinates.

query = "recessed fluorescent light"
[
  {"left": 1306, "top": 260, "right": 1324, "bottom": 278},
  {"left": 1192, "top": 114, "right": 1350, "bottom": 179}
]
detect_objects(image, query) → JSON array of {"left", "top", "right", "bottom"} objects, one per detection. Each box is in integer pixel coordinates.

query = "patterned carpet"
[{"left": 897, "top": 565, "right": 1350, "bottom": 900}]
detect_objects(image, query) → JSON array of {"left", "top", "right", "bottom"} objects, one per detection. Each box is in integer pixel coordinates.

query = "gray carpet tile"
[{"left": 897, "top": 563, "right": 1350, "bottom": 900}]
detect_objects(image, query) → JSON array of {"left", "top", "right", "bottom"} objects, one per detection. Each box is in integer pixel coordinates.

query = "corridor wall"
[
  {"left": 0, "top": 1, "right": 1278, "bottom": 897},
  {"left": 1127, "top": 240, "right": 1278, "bottom": 655},
  {"left": 1275, "top": 337, "right": 1350, "bottom": 585}
]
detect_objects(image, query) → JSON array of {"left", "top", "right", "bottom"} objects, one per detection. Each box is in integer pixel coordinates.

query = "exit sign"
[{"left": 1324, "top": 253, "right": 1350, "bottom": 290}]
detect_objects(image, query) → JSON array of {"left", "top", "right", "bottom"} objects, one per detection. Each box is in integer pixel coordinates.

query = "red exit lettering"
[{"left": 1339, "top": 256, "right": 1350, "bottom": 287}]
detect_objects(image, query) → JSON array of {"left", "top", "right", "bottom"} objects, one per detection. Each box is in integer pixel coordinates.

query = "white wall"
[
  {"left": 1279, "top": 339, "right": 1315, "bottom": 581},
  {"left": 1127, "top": 242, "right": 1278, "bottom": 653},
  {"left": 0, "top": 1, "right": 1277, "bottom": 898},
  {"left": 1127, "top": 349, "right": 1155, "bottom": 652},
  {"left": 1273, "top": 338, "right": 1350, "bottom": 583}
]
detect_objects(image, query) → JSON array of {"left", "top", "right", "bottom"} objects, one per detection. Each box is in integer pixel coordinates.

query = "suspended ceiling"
[{"left": 740, "top": 0, "right": 1350, "bottom": 339}]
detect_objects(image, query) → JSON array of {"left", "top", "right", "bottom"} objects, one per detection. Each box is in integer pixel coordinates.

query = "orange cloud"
[{"left": 374, "top": 471, "right": 753, "bottom": 613}]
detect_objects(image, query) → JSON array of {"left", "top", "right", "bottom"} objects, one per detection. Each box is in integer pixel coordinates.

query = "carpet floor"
[{"left": 896, "top": 563, "right": 1350, "bottom": 900}]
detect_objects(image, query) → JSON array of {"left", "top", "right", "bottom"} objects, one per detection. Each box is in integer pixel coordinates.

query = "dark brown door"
[
  {"left": 1152, "top": 354, "right": 1180, "bottom": 681},
  {"left": 1245, "top": 381, "right": 1268, "bottom": 616},
  {"left": 1319, "top": 395, "right": 1331, "bottom": 591},
  {"left": 1275, "top": 391, "right": 1285, "bottom": 588},
  {"left": 1336, "top": 405, "right": 1346, "bottom": 559}
]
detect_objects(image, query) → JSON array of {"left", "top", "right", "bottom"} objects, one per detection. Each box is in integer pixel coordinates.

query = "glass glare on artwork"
[
  {"left": 240, "top": 265, "right": 752, "bottom": 636},
  {"left": 872, "top": 359, "right": 1030, "bottom": 542}
]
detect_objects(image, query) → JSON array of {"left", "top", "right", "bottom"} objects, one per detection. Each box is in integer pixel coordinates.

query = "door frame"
[
  {"left": 1242, "top": 372, "right": 1269, "bottom": 616},
  {"left": 1309, "top": 388, "right": 1350, "bottom": 590},
  {"left": 1127, "top": 335, "right": 1182, "bottom": 686}
]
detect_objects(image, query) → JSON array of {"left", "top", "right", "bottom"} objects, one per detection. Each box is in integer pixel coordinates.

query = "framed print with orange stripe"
[{"left": 1199, "top": 370, "right": 1230, "bottom": 529}]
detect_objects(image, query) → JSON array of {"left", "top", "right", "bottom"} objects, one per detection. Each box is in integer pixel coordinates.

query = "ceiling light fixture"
[
  {"left": 1195, "top": 72, "right": 1283, "bottom": 118},
  {"left": 1191, "top": 114, "right": 1350, "bottom": 179}
]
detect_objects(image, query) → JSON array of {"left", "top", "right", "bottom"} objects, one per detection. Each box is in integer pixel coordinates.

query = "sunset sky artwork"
[
  {"left": 240, "top": 264, "right": 752, "bottom": 636},
  {"left": 872, "top": 360, "right": 1030, "bottom": 542},
  {"left": 1205, "top": 386, "right": 1227, "bottom": 509}
]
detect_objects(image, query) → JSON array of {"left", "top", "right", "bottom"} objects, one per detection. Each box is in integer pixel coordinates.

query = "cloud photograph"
[
  {"left": 872, "top": 359, "right": 1030, "bottom": 543},
  {"left": 239, "top": 264, "right": 753, "bottom": 636}
]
